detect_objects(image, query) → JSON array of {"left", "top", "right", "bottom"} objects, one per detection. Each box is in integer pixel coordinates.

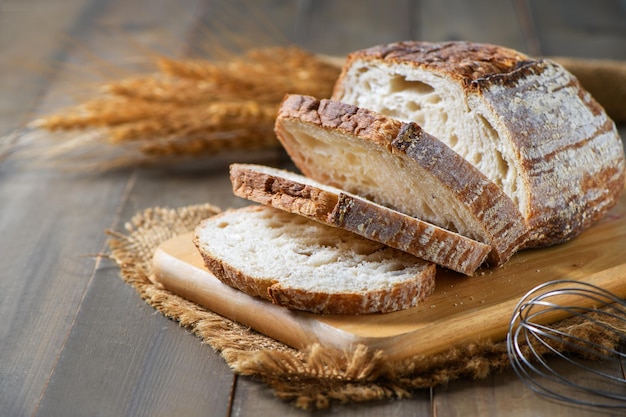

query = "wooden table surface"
[{"left": 1, "top": 1, "right": 625, "bottom": 416}]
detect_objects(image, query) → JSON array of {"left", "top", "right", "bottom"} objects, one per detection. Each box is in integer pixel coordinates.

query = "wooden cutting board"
[{"left": 152, "top": 188, "right": 626, "bottom": 361}]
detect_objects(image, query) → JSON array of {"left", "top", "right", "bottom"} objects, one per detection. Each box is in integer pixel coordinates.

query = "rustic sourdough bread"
[
  {"left": 230, "top": 163, "right": 490, "bottom": 275},
  {"left": 331, "top": 41, "right": 626, "bottom": 247},
  {"left": 193, "top": 205, "right": 436, "bottom": 314},
  {"left": 274, "top": 94, "right": 528, "bottom": 266}
]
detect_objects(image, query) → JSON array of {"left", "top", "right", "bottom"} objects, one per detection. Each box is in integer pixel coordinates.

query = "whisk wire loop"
[{"left": 507, "top": 279, "right": 626, "bottom": 408}]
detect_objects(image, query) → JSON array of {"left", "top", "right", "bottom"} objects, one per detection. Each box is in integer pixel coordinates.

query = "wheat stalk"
[{"left": 30, "top": 46, "right": 341, "bottom": 168}]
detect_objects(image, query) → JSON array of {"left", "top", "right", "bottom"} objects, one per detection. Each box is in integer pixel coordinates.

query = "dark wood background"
[{"left": 1, "top": 0, "right": 625, "bottom": 416}]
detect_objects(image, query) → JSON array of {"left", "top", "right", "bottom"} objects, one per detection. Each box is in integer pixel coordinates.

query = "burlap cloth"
[{"left": 106, "top": 203, "right": 624, "bottom": 410}]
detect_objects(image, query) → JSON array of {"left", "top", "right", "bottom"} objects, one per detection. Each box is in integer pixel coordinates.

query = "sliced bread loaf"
[
  {"left": 230, "top": 163, "right": 490, "bottom": 275},
  {"left": 331, "top": 41, "right": 626, "bottom": 248},
  {"left": 193, "top": 205, "right": 436, "bottom": 314},
  {"left": 274, "top": 94, "right": 528, "bottom": 266}
]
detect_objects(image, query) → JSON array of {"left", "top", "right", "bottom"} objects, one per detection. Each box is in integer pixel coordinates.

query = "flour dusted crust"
[
  {"left": 332, "top": 41, "right": 626, "bottom": 247},
  {"left": 268, "top": 277, "right": 435, "bottom": 315},
  {"left": 275, "top": 94, "right": 528, "bottom": 266},
  {"left": 230, "top": 163, "right": 491, "bottom": 275},
  {"left": 193, "top": 205, "right": 436, "bottom": 314}
]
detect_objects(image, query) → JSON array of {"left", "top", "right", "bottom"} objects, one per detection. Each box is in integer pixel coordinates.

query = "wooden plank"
[
  {"left": 187, "top": 0, "right": 300, "bottom": 56},
  {"left": 297, "top": 0, "right": 415, "bottom": 56},
  {"left": 0, "top": 0, "right": 240, "bottom": 416},
  {"left": 32, "top": 162, "right": 275, "bottom": 417},
  {"left": 232, "top": 376, "right": 432, "bottom": 416},
  {"left": 433, "top": 359, "right": 625, "bottom": 416},
  {"left": 527, "top": 0, "right": 626, "bottom": 58},
  {"left": 27, "top": 1, "right": 294, "bottom": 415},
  {"left": 418, "top": 0, "right": 527, "bottom": 52},
  {"left": 0, "top": 0, "right": 103, "bottom": 134},
  {"left": 34, "top": 261, "right": 236, "bottom": 417},
  {"left": 0, "top": 1, "right": 132, "bottom": 415},
  {"left": 0, "top": 169, "right": 130, "bottom": 417}
]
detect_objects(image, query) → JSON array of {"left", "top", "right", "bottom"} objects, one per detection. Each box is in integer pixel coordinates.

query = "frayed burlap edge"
[{"left": 105, "top": 203, "right": 625, "bottom": 410}]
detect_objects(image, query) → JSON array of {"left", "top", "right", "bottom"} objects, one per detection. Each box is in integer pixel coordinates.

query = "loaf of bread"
[
  {"left": 193, "top": 41, "right": 624, "bottom": 315},
  {"left": 193, "top": 205, "right": 436, "bottom": 314},
  {"left": 230, "top": 163, "right": 490, "bottom": 275},
  {"left": 274, "top": 94, "right": 528, "bottom": 266},
  {"left": 331, "top": 41, "right": 626, "bottom": 248}
]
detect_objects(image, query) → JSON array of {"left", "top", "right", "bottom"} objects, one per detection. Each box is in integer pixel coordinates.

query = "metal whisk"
[{"left": 507, "top": 279, "right": 626, "bottom": 409}]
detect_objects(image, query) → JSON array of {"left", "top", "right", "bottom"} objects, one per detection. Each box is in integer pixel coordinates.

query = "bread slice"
[
  {"left": 331, "top": 40, "right": 626, "bottom": 248},
  {"left": 193, "top": 205, "right": 436, "bottom": 315},
  {"left": 274, "top": 94, "right": 528, "bottom": 266},
  {"left": 230, "top": 163, "right": 490, "bottom": 276}
]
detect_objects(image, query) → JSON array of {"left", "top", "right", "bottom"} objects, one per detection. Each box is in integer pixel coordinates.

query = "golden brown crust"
[
  {"left": 230, "top": 163, "right": 338, "bottom": 223},
  {"left": 268, "top": 268, "right": 436, "bottom": 315},
  {"left": 278, "top": 94, "right": 402, "bottom": 150},
  {"left": 331, "top": 194, "right": 490, "bottom": 275},
  {"left": 334, "top": 41, "right": 534, "bottom": 96}
]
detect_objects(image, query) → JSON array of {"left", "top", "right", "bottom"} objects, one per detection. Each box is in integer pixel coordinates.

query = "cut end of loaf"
[{"left": 193, "top": 205, "right": 436, "bottom": 315}]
